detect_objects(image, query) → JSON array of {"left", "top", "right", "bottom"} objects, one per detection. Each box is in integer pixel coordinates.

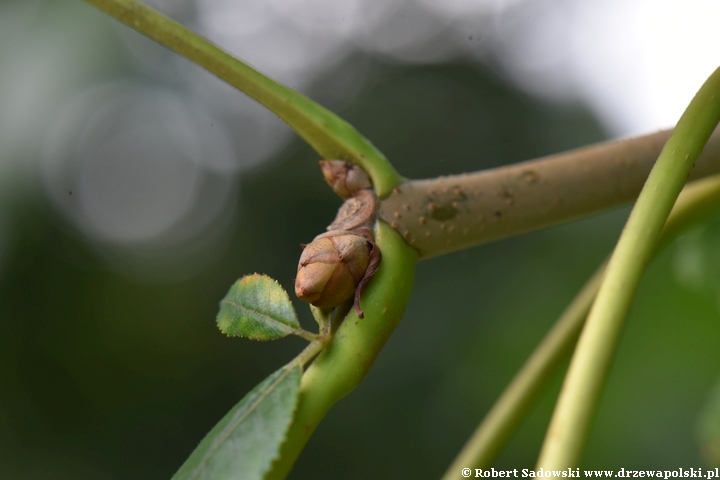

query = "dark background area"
[{"left": 2, "top": 1, "right": 720, "bottom": 478}]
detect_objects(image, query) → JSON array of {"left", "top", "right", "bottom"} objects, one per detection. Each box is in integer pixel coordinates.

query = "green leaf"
[
  {"left": 217, "top": 274, "right": 300, "bottom": 341},
  {"left": 173, "top": 365, "right": 302, "bottom": 480}
]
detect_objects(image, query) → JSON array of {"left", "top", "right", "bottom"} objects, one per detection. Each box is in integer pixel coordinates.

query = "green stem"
[
  {"left": 291, "top": 338, "right": 327, "bottom": 369},
  {"left": 536, "top": 67, "right": 720, "bottom": 469},
  {"left": 292, "top": 329, "right": 318, "bottom": 343},
  {"left": 442, "top": 268, "right": 603, "bottom": 478},
  {"left": 309, "top": 306, "right": 333, "bottom": 337},
  {"left": 267, "top": 221, "right": 419, "bottom": 479},
  {"left": 80, "top": 5, "right": 420, "bottom": 477},
  {"left": 82, "top": 0, "right": 402, "bottom": 196},
  {"left": 442, "top": 172, "right": 720, "bottom": 478}
]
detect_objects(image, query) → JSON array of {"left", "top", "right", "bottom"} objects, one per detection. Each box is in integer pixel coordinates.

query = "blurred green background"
[{"left": 2, "top": 0, "right": 720, "bottom": 478}]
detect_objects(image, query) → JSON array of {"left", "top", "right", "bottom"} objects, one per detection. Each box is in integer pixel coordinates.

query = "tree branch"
[{"left": 380, "top": 128, "right": 720, "bottom": 258}]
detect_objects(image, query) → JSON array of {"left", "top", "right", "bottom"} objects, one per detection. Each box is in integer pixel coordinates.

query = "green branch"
[
  {"left": 442, "top": 172, "right": 720, "bottom": 477},
  {"left": 81, "top": 0, "right": 402, "bottom": 196},
  {"left": 267, "top": 221, "right": 419, "bottom": 478},
  {"left": 442, "top": 267, "right": 602, "bottom": 478},
  {"left": 536, "top": 67, "right": 720, "bottom": 469}
]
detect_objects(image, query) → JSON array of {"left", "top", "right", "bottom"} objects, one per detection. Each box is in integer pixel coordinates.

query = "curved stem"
[
  {"left": 537, "top": 67, "right": 720, "bottom": 469},
  {"left": 442, "top": 268, "right": 603, "bottom": 479},
  {"left": 381, "top": 128, "right": 720, "bottom": 258},
  {"left": 292, "top": 329, "right": 319, "bottom": 343},
  {"left": 267, "top": 221, "right": 419, "bottom": 479},
  {"left": 442, "top": 172, "right": 720, "bottom": 478},
  {"left": 81, "top": 0, "right": 402, "bottom": 196},
  {"left": 291, "top": 339, "right": 327, "bottom": 370}
]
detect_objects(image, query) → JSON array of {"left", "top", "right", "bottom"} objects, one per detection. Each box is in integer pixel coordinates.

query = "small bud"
[
  {"left": 327, "top": 189, "right": 377, "bottom": 232},
  {"left": 319, "top": 160, "right": 372, "bottom": 199},
  {"left": 295, "top": 232, "right": 371, "bottom": 310}
]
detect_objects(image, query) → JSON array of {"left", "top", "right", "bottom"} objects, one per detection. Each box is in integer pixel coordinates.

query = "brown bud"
[
  {"left": 295, "top": 231, "right": 371, "bottom": 310},
  {"left": 319, "top": 160, "right": 372, "bottom": 199},
  {"left": 327, "top": 189, "right": 377, "bottom": 232}
]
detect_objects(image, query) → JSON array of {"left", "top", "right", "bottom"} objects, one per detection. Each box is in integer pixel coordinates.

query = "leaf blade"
[
  {"left": 173, "top": 365, "right": 302, "bottom": 480},
  {"left": 217, "top": 274, "right": 300, "bottom": 341}
]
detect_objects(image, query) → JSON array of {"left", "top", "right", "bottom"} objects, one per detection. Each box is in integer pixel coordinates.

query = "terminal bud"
[{"left": 320, "top": 160, "right": 372, "bottom": 199}]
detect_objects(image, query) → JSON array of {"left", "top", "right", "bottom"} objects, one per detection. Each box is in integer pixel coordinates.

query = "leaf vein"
[
  {"left": 222, "top": 299, "right": 297, "bottom": 333},
  {"left": 188, "top": 366, "right": 298, "bottom": 480}
]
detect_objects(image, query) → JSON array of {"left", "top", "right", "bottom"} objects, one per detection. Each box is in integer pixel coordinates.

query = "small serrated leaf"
[
  {"left": 173, "top": 365, "right": 302, "bottom": 480},
  {"left": 217, "top": 274, "right": 300, "bottom": 341}
]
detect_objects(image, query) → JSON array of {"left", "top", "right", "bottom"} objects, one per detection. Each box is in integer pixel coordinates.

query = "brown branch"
[{"left": 380, "top": 128, "right": 720, "bottom": 258}]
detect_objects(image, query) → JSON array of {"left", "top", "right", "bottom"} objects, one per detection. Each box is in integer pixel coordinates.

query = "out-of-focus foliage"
[
  {"left": 697, "top": 379, "right": 720, "bottom": 467},
  {"left": 2, "top": 1, "right": 720, "bottom": 478}
]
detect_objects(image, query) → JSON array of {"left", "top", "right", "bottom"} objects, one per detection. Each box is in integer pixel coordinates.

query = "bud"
[
  {"left": 319, "top": 160, "right": 372, "bottom": 199},
  {"left": 327, "top": 189, "right": 377, "bottom": 232},
  {"left": 295, "top": 231, "right": 371, "bottom": 310}
]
